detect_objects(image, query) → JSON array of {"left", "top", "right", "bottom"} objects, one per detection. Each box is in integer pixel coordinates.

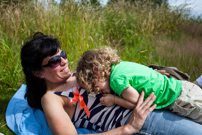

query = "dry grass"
[
  {"left": 178, "top": 21, "right": 202, "bottom": 38},
  {"left": 152, "top": 33, "right": 202, "bottom": 81}
]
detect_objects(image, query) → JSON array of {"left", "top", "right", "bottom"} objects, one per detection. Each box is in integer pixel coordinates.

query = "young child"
[{"left": 76, "top": 47, "right": 202, "bottom": 124}]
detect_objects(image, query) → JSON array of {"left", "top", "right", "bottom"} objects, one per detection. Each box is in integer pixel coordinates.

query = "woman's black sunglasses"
[{"left": 42, "top": 50, "right": 67, "bottom": 68}]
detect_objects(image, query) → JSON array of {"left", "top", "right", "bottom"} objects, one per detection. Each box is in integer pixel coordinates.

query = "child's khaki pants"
[{"left": 167, "top": 81, "right": 202, "bottom": 124}]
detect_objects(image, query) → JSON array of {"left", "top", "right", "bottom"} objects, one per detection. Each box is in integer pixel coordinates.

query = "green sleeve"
[{"left": 110, "top": 75, "right": 131, "bottom": 97}]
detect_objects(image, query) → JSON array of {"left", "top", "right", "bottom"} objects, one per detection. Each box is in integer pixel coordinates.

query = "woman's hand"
[{"left": 123, "top": 91, "right": 156, "bottom": 134}]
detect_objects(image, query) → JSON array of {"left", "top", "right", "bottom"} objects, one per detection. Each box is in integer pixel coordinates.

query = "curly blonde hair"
[{"left": 76, "top": 47, "right": 121, "bottom": 93}]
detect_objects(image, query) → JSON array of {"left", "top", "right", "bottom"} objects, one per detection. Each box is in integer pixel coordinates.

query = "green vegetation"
[{"left": 0, "top": 0, "right": 201, "bottom": 134}]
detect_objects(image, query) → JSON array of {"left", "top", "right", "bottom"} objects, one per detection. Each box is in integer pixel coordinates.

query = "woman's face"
[{"left": 40, "top": 49, "right": 71, "bottom": 85}]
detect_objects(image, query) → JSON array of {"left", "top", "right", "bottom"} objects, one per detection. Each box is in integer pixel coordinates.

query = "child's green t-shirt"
[{"left": 110, "top": 61, "right": 182, "bottom": 109}]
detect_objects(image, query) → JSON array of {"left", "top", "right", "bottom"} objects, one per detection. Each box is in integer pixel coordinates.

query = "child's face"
[{"left": 95, "top": 78, "right": 111, "bottom": 94}]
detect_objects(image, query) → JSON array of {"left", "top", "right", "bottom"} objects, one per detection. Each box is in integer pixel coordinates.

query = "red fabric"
[{"left": 70, "top": 86, "right": 90, "bottom": 118}]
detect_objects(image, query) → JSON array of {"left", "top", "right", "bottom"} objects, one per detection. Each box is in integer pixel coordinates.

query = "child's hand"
[
  {"left": 100, "top": 94, "right": 115, "bottom": 107},
  {"left": 154, "top": 69, "right": 170, "bottom": 76}
]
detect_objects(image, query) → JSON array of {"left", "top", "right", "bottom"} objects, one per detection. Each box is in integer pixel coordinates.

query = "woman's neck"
[{"left": 47, "top": 76, "right": 78, "bottom": 92}]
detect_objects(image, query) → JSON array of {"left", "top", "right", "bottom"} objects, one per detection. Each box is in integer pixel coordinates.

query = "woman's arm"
[{"left": 42, "top": 93, "right": 77, "bottom": 135}]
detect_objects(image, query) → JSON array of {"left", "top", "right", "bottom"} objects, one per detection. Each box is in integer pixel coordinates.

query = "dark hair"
[{"left": 21, "top": 32, "right": 61, "bottom": 110}]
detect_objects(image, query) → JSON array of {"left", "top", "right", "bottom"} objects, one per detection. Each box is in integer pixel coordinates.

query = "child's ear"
[
  {"left": 32, "top": 71, "right": 44, "bottom": 78},
  {"left": 93, "top": 67, "right": 98, "bottom": 73}
]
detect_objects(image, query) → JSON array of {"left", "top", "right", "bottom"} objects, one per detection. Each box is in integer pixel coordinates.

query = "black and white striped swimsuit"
[{"left": 54, "top": 86, "right": 132, "bottom": 132}]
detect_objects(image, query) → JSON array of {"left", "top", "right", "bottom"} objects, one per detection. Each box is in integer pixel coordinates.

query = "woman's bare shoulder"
[
  {"left": 42, "top": 91, "right": 58, "bottom": 100},
  {"left": 42, "top": 92, "right": 65, "bottom": 106}
]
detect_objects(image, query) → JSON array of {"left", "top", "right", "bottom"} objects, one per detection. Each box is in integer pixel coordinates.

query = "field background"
[{"left": 0, "top": 0, "right": 202, "bottom": 134}]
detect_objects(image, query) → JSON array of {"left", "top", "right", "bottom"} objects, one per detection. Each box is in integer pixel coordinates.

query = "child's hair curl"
[{"left": 76, "top": 47, "right": 121, "bottom": 93}]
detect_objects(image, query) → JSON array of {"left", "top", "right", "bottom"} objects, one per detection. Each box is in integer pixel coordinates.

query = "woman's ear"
[{"left": 32, "top": 71, "right": 44, "bottom": 78}]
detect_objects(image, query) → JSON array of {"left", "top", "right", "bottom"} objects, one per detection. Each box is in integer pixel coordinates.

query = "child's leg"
[{"left": 167, "top": 81, "right": 202, "bottom": 124}]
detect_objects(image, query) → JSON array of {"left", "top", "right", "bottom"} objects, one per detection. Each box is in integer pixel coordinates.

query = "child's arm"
[
  {"left": 121, "top": 86, "right": 140, "bottom": 105},
  {"left": 100, "top": 94, "right": 137, "bottom": 109}
]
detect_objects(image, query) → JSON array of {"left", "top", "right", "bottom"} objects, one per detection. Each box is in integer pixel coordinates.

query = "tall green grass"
[{"left": 0, "top": 0, "right": 201, "bottom": 134}]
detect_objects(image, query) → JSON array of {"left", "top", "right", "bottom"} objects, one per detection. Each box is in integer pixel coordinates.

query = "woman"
[{"left": 21, "top": 32, "right": 202, "bottom": 134}]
